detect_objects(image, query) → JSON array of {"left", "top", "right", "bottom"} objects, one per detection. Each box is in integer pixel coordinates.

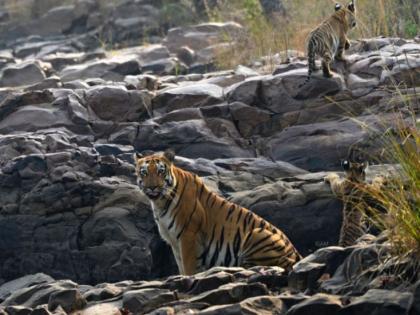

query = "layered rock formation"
[
  {"left": 0, "top": 242, "right": 419, "bottom": 315},
  {"left": 0, "top": 0, "right": 419, "bottom": 314}
]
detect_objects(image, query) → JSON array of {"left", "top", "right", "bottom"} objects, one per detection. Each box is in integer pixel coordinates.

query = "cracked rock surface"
[{"left": 0, "top": 1, "right": 419, "bottom": 314}]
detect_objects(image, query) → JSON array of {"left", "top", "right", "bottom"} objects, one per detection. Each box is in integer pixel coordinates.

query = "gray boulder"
[
  {"left": 134, "top": 119, "right": 254, "bottom": 159},
  {"left": 0, "top": 274, "right": 54, "bottom": 303},
  {"left": 85, "top": 85, "right": 152, "bottom": 122},
  {"left": 187, "top": 282, "right": 269, "bottom": 305},
  {"left": 47, "top": 289, "right": 86, "bottom": 313},
  {"left": 1, "top": 280, "right": 78, "bottom": 309},
  {"left": 0, "top": 62, "right": 46, "bottom": 87},
  {"left": 164, "top": 22, "right": 243, "bottom": 53},
  {"left": 199, "top": 295, "right": 287, "bottom": 315},
  {"left": 153, "top": 83, "right": 224, "bottom": 114},
  {"left": 287, "top": 294, "right": 342, "bottom": 315},
  {"left": 122, "top": 288, "right": 176, "bottom": 314},
  {"left": 340, "top": 289, "right": 412, "bottom": 315},
  {"left": 60, "top": 56, "right": 142, "bottom": 82}
]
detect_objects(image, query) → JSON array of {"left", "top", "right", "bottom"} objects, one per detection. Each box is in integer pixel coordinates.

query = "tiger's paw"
[
  {"left": 345, "top": 40, "right": 351, "bottom": 50},
  {"left": 323, "top": 72, "right": 334, "bottom": 78},
  {"left": 324, "top": 173, "right": 339, "bottom": 184},
  {"left": 335, "top": 55, "right": 346, "bottom": 62},
  {"left": 371, "top": 175, "right": 388, "bottom": 189}
]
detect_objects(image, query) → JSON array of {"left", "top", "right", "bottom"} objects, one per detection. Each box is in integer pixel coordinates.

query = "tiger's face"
[
  {"left": 335, "top": 1, "right": 357, "bottom": 29},
  {"left": 342, "top": 160, "right": 367, "bottom": 183},
  {"left": 134, "top": 150, "right": 175, "bottom": 200}
]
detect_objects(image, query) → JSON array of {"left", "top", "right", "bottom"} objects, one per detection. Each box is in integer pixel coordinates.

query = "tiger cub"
[
  {"left": 325, "top": 160, "right": 385, "bottom": 247},
  {"left": 304, "top": 1, "right": 357, "bottom": 82},
  {"left": 134, "top": 150, "right": 302, "bottom": 275}
]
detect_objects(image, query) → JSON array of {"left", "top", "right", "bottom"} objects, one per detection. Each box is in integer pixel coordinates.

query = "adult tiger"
[
  {"left": 134, "top": 150, "right": 302, "bottom": 275},
  {"left": 303, "top": 0, "right": 357, "bottom": 84}
]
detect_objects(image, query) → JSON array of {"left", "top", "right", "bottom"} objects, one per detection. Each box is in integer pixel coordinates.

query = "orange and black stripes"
[
  {"left": 135, "top": 150, "right": 302, "bottom": 275},
  {"left": 325, "top": 160, "right": 372, "bottom": 247},
  {"left": 302, "top": 1, "right": 356, "bottom": 85}
]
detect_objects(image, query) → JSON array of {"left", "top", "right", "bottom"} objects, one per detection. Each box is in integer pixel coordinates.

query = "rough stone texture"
[
  {"left": 122, "top": 288, "right": 176, "bottom": 314},
  {"left": 47, "top": 289, "right": 86, "bottom": 313},
  {"left": 85, "top": 85, "right": 151, "bottom": 122},
  {"left": 0, "top": 4, "right": 417, "bottom": 313},
  {"left": 0, "top": 62, "right": 46, "bottom": 87},
  {"left": 164, "top": 22, "right": 243, "bottom": 53},
  {"left": 409, "top": 280, "right": 420, "bottom": 315},
  {"left": 287, "top": 294, "right": 342, "bottom": 315},
  {"left": 0, "top": 29, "right": 418, "bottom": 288},
  {"left": 0, "top": 259, "right": 415, "bottom": 314},
  {"left": 340, "top": 289, "right": 413, "bottom": 315},
  {"left": 0, "top": 34, "right": 417, "bottom": 287}
]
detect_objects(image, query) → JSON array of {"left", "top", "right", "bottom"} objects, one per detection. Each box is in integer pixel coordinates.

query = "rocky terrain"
[{"left": 0, "top": 0, "right": 419, "bottom": 314}]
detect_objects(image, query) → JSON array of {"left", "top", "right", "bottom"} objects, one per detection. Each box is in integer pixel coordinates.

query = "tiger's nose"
[{"left": 148, "top": 186, "right": 160, "bottom": 192}]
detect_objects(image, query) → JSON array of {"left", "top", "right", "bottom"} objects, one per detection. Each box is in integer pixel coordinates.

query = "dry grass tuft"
[
  {"left": 361, "top": 115, "right": 420, "bottom": 258},
  {"left": 207, "top": 0, "right": 419, "bottom": 69}
]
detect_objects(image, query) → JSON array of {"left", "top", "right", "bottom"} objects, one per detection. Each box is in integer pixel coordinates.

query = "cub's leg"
[
  {"left": 179, "top": 232, "right": 198, "bottom": 275},
  {"left": 325, "top": 173, "right": 345, "bottom": 196},
  {"left": 344, "top": 38, "right": 351, "bottom": 50},
  {"left": 308, "top": 51, "right": 319, "bottom": 72},
  {"left": 322, "top": 53, "right": 333, "bottom": 78},
  {"left": 339, "top": 207, "right": 364, "bottom": 247},
  {"left": 335, "top": 38, "right": 350, "bottom": 61}
]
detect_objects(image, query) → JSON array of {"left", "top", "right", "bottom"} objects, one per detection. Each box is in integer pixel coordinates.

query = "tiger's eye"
[{"left": 140, "top": 169, "right": 147, "bottom": 176}]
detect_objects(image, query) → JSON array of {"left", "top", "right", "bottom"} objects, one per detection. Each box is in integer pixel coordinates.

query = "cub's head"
[
  {"left": 342, "top": 159, "right": 367, "bottom": 183},
  {"left": 335, "top": 0, "right": 357, "bottom": 29},
  {"left": 134, "top": 149, "right": 175, "bottom": 200}
]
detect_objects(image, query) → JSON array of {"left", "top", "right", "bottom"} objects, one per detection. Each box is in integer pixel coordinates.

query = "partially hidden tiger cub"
[
  {"left": 304, "top": 1, "right": 357, "bottom": 83},
  {"left": 134, "top": 150, "right": 302, "bottom": 275},
  {"left": 324, "top": 160, "right": 385, "bottom": 247}
]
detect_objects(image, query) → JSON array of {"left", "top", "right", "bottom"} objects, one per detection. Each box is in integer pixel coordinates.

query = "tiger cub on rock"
[
  {"left": 325, "top": 160, "right": 385, "bottom": 247},
  {"left": 134, "top": 150, "right": 302, "bottom": 275},
  {"left": 304, "top": 0, "right": 357, "bottom": 83}
]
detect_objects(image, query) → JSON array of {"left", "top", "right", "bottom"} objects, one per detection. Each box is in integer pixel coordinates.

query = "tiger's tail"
[{"left": 300, "top": 38, "right": 316, "bottom": 88}]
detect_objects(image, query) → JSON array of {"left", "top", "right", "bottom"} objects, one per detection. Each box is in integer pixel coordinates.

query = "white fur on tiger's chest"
[{"left": 150, "top": 201, "right": 178, "bottom": 245}]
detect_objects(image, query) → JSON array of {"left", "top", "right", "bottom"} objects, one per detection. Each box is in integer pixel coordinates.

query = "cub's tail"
[{"left": 299, "top": 38, "right": 316, "bottom": 88}]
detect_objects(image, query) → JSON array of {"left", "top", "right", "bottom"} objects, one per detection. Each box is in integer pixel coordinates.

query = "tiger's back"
[
  {"left": 192, "top": 172, "right": 301, "bottom": 270},
  {"left": 134, "top": 150, "right": 301, "bottom": 275}
]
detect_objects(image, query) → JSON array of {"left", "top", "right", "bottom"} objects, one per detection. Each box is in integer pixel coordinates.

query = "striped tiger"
[
  {"left": 134, "top": 150, "right": 302, "bottom": 275},
  {"left": 324, "top": 160, "right": 380, "bottom": 247},
  {"left": 303, "top": 1, "right": 357, "bottom": 84}
]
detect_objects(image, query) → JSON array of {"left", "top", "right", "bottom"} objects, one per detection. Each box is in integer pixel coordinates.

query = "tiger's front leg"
[
  {"left": 322, "top": 53, "right": 333, "bottom": 78},
  {"left": 344, "top": 38, "right": 351, "bottom": 50},
  {"left": 179, "top": 231, "right": 199, "bottom": 275},
  {"left": 335, "top": 37, "right": 349, "bottom": 61},
  {"left": 325, "top": 173, "right": 345, "bottom": 196}
]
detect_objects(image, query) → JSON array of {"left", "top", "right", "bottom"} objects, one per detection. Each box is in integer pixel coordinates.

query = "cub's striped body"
[
  {"left": 325, "top": 160, "right": 384, "bottom": 247},
  {"left": 304, "top": 1, "right": 356, "bottom": 83},
  {"left": 134, "top": 150, "right": 302, "bottom": 275}
]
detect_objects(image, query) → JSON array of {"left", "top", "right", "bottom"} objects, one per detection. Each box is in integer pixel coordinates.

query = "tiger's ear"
[
  {"left": 163, "top": 149, "right": 175, "bottom": 163},
  {"left": 348, "top": 0, "right": 355, "bottom": 12},
  {"left": 342, "top": 160, "right": 350, "bottom": 171},
  {"left": 335, "top": 3, "right": 342, "bottom": 11},
  {"left": 362, "top": 160, "right": 368, "bottom": 170},
  {"left": 133, "top": 152, "right": 143, "bottom": 161}
]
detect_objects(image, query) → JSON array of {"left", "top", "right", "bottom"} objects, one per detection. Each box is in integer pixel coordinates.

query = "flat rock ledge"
[{"left": 0, "top": 235, "right": 419, "bottom": 315}]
